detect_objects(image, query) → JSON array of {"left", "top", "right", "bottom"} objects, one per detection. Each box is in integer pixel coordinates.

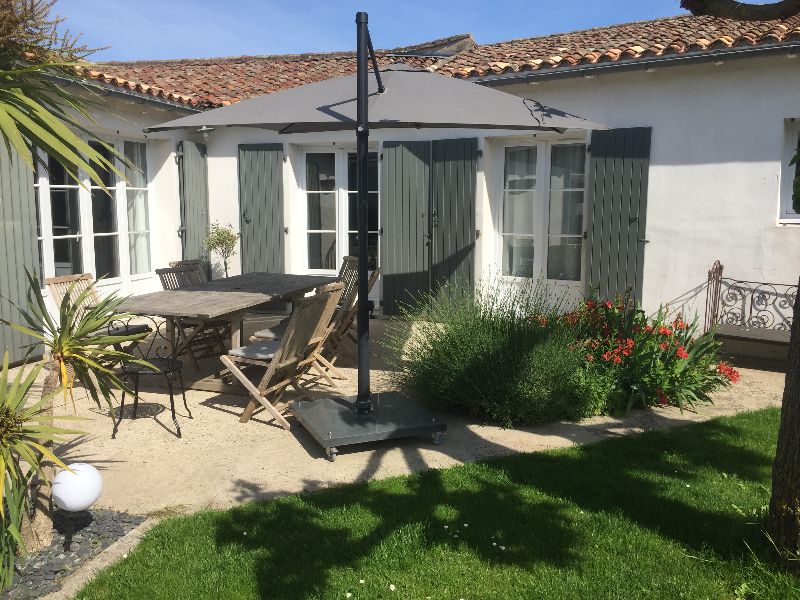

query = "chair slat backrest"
[
  {"left": 156, "top": 265, "right": 206, "bottom": 290},
  {"left": 168, "top": 259, "right": 209, "bottom": 282},
  {"left": 330, "top": 256, "right": 359, "bottom": 326},
  {"left": 44, "top": 273, "right": 99, "bottom": 315},
  {"left": 259, "top": 282, "right": 343, "bottom": 392},
  {"left": 335, "top": 268, "right": 380, "bottom": 335}
]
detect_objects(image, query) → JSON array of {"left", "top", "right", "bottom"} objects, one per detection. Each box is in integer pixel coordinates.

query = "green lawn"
[{"left": 78, "top": 409, "right": 799, "bottom": 600}]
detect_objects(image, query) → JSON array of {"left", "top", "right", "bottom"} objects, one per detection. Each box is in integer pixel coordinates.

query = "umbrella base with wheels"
[{"left": 289, "top": 391, "right": 446, "bottom": 462}]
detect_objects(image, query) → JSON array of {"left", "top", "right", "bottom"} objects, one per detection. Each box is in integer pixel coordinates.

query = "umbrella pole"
[{"left": 355, "top": 11, "right": 372, "bottom": 414}]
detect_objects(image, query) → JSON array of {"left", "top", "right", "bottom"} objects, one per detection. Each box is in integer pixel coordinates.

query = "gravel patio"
[{"left": 34, "top": 319, "right": 787, "bottom": 516}]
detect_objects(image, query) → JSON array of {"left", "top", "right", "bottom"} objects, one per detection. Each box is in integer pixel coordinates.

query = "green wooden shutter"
[
  {"left": 587, "top": 127, "right": 652, "bottom": 303},
  {"left": 177, "top": 141, "right": 210, "bottom": 261},
  {"left": 0, "top": 146, "right": 41, "bottom": 363},
  {"left": 431, "top": 138, "right": 478, "bottom": 295},
  {"left": 381, "top": 141, "right": 431, "bottom": 315},
  {"left": 238, "top": 144, "right": 284, "bottom": 273}
]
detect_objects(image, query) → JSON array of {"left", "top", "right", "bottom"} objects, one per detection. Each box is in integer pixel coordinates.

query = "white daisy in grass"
[
  {"left": 359, "top": 580, "right": 365, "bottom": 584},
  {"left": 389, "top": 584, "right": 396, "bottom": 592},
  {"left": 345, "top": 594, "right": 352, "bottom": 598},
  {"left": 443, "top": 525, "right": 448, "bottom": 529}
]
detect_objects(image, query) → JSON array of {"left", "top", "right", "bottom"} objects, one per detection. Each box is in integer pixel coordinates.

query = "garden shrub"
[
  {"left": 387, "top": 280, "right": 611, "bottom": 426},
  {"left": 571, "top": 297, "right": 739, "bottom": 412},
  {"left": 388, "top": 281, "right": 739, "bottom": 428}
]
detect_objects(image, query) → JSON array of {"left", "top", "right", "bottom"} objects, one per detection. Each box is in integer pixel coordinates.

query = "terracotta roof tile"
[
  {"left": 78, "top": 34, "right": 475, "bottom": 109},
  {"left": 438, "top": 14, "right": 800, "bottom": 78}
]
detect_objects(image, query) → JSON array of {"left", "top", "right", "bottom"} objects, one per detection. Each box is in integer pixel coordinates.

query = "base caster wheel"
[
  {"left": 326, "top": 447, "right": 338, "bottom": 462},
  {"left": 431, "top": 431, "right": 445, "bottom": 445}
]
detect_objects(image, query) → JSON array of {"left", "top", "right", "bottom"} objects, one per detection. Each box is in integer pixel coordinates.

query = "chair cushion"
[
  {"left": 251, "top": 318, "right": 290, "bottom": 341},
  {"left": 109, "top": 323, "right": 151, "bottom": 337},
  {"left": 228, "top": 339, "right": 281, "bottom": 361},
  {"left": 90, "top": 323, "right": 151, "bottom": 338}
]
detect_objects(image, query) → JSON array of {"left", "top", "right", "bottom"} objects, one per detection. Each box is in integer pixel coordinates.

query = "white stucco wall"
[
  {"left": 496, "top": 54, "right": 800, "bottom": 318},
  {"left": 130, "top": 52, "right": 800, "bottom": 322}
]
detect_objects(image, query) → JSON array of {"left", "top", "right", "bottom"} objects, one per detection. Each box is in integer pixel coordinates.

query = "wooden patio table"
[{"left": 117, "top": 272, "right": 335, "bottom": 355}]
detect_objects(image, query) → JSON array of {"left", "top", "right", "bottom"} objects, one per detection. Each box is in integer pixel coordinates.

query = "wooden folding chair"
[
  {"left": 44, "top": 273, "right": 151, "bottom": 339},
  {"left": 156, "top": 266, "right": 231, "bottom": 365},
  {"left": 249, "top": 255, "right": 358, "bottom": 343},
  {"left": 219, "top": 282, "right": 343, "bottom": 427},
  {"left": 315, "top": 268, "right": 380, "bottom": 379},
  {"left": 168, "top": 259, "right": 209, "bottom": 282}
]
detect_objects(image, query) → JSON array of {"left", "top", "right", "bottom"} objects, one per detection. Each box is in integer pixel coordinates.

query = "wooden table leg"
[{"left": 230, "top": 311, "right": 245, "bottom": 349}]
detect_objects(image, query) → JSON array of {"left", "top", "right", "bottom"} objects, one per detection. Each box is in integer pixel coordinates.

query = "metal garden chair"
[{"left": 155, "top": 265, "right": 230, "bottom": 365}]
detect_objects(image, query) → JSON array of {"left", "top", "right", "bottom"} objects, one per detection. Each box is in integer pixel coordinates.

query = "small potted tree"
[{"left": 204, "top": 223, "right": 240, "bottom": 278}]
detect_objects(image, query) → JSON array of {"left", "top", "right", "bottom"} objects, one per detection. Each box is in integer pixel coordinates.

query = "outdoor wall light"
[
  {"left": 196, "top": 125, "right": 214, "bottom": 140},
  {"left": 52, "top": 463, "right": 103, "bottom": 512}
]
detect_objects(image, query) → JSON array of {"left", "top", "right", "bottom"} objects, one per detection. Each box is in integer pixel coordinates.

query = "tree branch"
[{"left": 681, "top": 0, "right": 800, "bottom": 20}]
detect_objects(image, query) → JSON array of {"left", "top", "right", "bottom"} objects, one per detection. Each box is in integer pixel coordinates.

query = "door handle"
[{"left": 177, "top": 226, "right": 186, "bottom": 238}]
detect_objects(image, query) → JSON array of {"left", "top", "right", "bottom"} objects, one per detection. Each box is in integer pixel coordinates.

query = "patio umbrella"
[
  {"left": 144, "top": 67, "right": 605, "bottom": 135},
  {"left": 146, "top": 12, "right": 606, "bottom": 459}
]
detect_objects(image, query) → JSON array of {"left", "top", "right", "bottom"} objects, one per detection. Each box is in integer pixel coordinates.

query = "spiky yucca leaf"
[
  {"left": 1, "top": 271, "right": 151, "bottom": 411},
  {"left": 0, "top": 61, "right": 127, "bottom": 191},
  {"left": 0, "top": 353, "right": 82, "bottom": 589}
]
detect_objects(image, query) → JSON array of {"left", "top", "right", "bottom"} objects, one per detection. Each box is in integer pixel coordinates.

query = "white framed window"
[
  {"left": 33, "top": 139, "right": 152, "bottom": 281},
  {"left": 500, "top": 140, "right": 587, "bottom": 283},
  {"left": 302, "top": 148, "right": 380, "bottom": 272},
  {"left": 124, "top": 141, "right": 151, "bottom": 274},
  {"left": 780, "top": 119, "right": 800, "bottom": 222}
]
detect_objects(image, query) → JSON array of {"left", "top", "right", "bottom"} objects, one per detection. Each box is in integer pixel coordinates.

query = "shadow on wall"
[
  {"left": 650, "top": 279, "right": 708, "bottom": 323},
  {"left": 213, "top": 411, "right": 775, "bottom": 598}
]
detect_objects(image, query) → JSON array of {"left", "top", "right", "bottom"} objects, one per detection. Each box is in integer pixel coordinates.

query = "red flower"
[
  {"left": 656, "top": 389, "right": 669, "bottom": 406},
  {"left": 659, "top": 342, "right": 669, "bottom": 350},
  {"left": 613, "top": 356, "right": 622, "bottom": 364},
  {"left": 585, "top": 300, "right": 596, "bottom": 310},
  {"left": 718, "top": 362, "right": 741, "bottom": 384},
  {"left": 658, "top": 326, "right": 673, "bottom": 336},
  {"left": 676, "top": 346, "right": 689, "bottom": 359},
  {"left": 622, "top": 349, "right": 631, "bottom": 357},
  {"left": 604, "top": 300, "right": 614, "bottom": 310},
  {"left": 645, "top": 325, "right": 653, "bottom": 334},
  {"left": 586, "top": 354, "right": 594, "bottom": 362},
  {"left": 602, "top": 351, "right": 612, "bottom": 361}
]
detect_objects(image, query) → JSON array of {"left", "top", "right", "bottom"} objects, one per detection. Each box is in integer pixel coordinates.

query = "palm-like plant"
[
  {"left": 0, "top": 0, "right": 126, "bottom": 187},
  {"left": 3, "top": 271, "right": 150, "bottom": 407},
  {"left": 0, "top": 354, "right": 80, "bottom": 589},
  {"left": 0, "top": 271, "right": 149, "bottom": 559}
]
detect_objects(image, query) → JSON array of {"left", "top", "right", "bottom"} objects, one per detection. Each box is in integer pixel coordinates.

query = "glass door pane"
[
  {"left": 501, "top": 146, "right": 537, "bottom": 277},
  {"left": 547, "top": 144, "right": 586, "bottom": 281},
  {"left": 48, "top": 154, "right": 83, "bottom": 276},
  {"left": 89, "top": 141, "right": 119, "bottom": 278},
  {"left": 346, "top": 152, "right": 379, "bottom": 270},
  {"left": 306, "top": 153, "right": 337, "bottom": 270}
]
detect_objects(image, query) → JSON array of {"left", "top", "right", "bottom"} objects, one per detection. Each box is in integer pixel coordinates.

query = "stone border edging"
[{"left": 39, "top": 517, "right": 158, "bottom": 600}]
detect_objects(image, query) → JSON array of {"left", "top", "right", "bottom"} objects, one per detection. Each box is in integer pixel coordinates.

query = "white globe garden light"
[{"left": 52, "top": 463, "right": 103, "bottom": 512}]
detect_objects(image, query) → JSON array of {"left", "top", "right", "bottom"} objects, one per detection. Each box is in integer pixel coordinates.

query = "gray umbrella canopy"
[{"left": 145, "top": 64, "right": 605, "bottom": 134}]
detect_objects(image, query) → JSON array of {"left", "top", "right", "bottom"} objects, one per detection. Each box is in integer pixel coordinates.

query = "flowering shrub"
[
  {"left": 568, "top": 296, "right": 739, "bottom": 412},
  {"left": 388, "top": 281, "right": 738, "bottom": 428}
]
